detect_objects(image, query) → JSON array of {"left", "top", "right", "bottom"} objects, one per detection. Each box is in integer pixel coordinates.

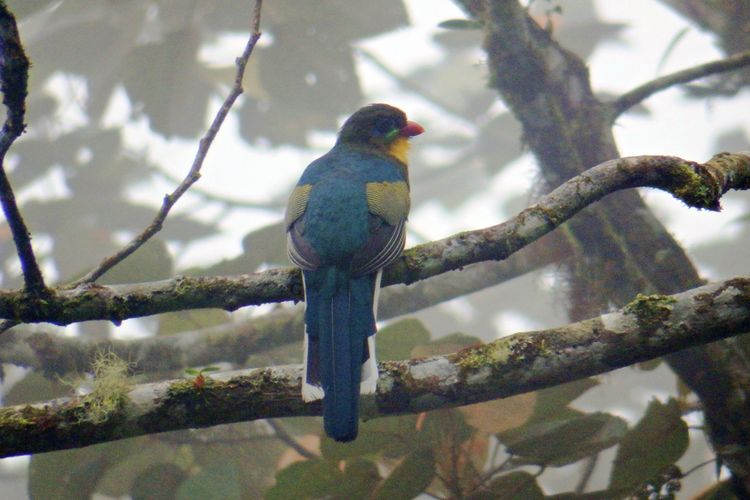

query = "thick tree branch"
[
  {"left": 1, "top": 276, "right": 747, "bottom": 458},
  {"left": 611, "top": 50, "right": 750, "bottom": 119},
  {"left": 0, "top": 239, "right": 562, "bottom": 377},
  {"left": 456, "top": 1, "right": 750, "bottom": 491},
  {"left": 71, "top": 0, "right": 264, "bottom": 286},
  {"left": 0, "top": 4, "right": 45, "bottom": 294},
  {"left": 1, "top": 152, "right": 747, "bottom": 325}
]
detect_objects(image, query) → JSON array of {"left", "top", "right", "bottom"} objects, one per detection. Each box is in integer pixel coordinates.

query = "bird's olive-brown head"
[{"left": 336, "top": 103, "right": 423, "bottom": 164}]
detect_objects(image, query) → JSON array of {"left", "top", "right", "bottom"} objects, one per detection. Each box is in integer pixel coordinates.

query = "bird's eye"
[{"left": 374, "top": 118, "right": 396, "bottom": 136}]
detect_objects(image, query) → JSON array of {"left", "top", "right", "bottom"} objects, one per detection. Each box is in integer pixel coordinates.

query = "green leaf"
[
  {"left": 498, "top": 412, "right": 627, "bottom": 467},
  {"left": 123, "top": 28, "right": 211, "bottom": 138},
  {"left": 28, "top": 440, "right": 140, "bottom": 499},
  {"left": 438, "top": 19, "right": 482, "bottom": 30},
  {"left": 29, "top": 448, "right": 108, "bottom": 500},
  {"left": 376, "top": 318, "right": 432, "bottom": 361},
  {"left": 176, "top": 463, "right": 242, "bottom": 500},
  {"left": 131, "top": 463, "right": 187, "bottom": 500},
  {"left": 338, "top": 458, "right": 382, "bottom": 498},
  {"left": 609, "top": 398, "right": 689, "bottom": 492},
  {"left": 265, "top": 459, "right": 343, "bottom": 500},
  {"left": 487, "top": 471, "right": 545, "bottom": 500},
  {"left": 320, "top": 414, "right": 420, "bottom": 461},
  {"left": 4, "top": 371, "right": 70, "bottom": 405},
  {"left": 157, "top": 309, "right": 230, "bottom": 336},
  {"left": 372, "top": 448, "right": 435, "bottom": 500},
  {"left": 422, "top": 409, "right": 475, "bottom": 445},
  {"left": 529, "top": 377, "right": 599, "bottom": 423},
  {"left": 97, "top": 238, "right": 173, "bottom": 285}
]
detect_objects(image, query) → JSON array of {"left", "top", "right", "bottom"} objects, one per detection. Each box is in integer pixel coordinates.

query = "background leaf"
[{"left": 609, "top": 398, "right": 689, "bottom": 492}]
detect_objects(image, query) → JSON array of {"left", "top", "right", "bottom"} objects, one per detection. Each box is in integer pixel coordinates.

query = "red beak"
[{"left": 400, "top": 120, "right": 424, "bottom": 137}]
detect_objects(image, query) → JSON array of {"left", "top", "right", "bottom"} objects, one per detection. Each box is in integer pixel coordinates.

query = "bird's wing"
[
  {"left": 350, "top": 180, "right": 409, "bottom": 277},
  {"left": 285, "top": 184, "right": 321, "bottom": 270}
]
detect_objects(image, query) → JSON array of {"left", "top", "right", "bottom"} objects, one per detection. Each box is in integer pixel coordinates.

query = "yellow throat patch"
[{"left": 388, "top": 137, "right": 411, "bottom": 166}]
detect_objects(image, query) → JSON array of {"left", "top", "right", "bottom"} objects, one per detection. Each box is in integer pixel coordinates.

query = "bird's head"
[{"left": 336, "top": 103, "right": 424, "bottom": 164}]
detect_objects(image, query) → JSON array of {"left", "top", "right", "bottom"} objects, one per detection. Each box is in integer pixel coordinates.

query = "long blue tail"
[{"left": 306, "top": 268, "right": 375, "bottom": 442}]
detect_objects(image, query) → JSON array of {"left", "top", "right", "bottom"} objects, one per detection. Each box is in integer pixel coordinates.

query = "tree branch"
[
  {"left": 1, "top": 152, "right": 747, "bottom": 325},
  {"left": 0, "top": 4, "right": 46, "bottom": 294},
  {"left": 455, "top": 3, "right": 750, "bottom": 489},
  {"left": 1, "top": 276, "right": 747, "bottom": 458},
  {"left": 610, "top": 50, "right": 750, "bottom": 119},
  {"left": 0, "top": 239, "right": 562, "bottom": 377},
  {"left": 71, "top": 0, "right": 264, "bottom": 286}
]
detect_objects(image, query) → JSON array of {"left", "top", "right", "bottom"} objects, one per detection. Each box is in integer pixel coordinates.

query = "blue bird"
[{"left": 285, "top": 104, "right": 423, "bottom": 441}]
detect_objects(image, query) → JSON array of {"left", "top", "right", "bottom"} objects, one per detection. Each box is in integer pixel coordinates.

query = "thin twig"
[
  {"left": 72, "top": 0, "right": 264, "bottom": 286},
  {"left": 355, "top": 48, "right": 466, "bottom": 118},
  {"left": 266, "top": 419, "right": 317, "bottom": 460},
  {"left": 681, "top": 457, "right": 717, "bottom": 478},
  {"left": 0, "top": 4, "right": 46, "bottom": 294},
  {"left": 478, "top": 456, "right": 512, "bottom": 486},
  {"left": 575, "top": 454, "right": 599, "bottom": 493},
  {"left": 610, "top": 49, "right": 750, "bottom": 120}
]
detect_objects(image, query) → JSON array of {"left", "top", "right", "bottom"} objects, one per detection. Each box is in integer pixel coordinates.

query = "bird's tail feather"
[
  {"left": 360, "top": 270, "right": 382, "bottom": 395},
  {"left": 314, "top": 269, "right": 374, "bottom": 441}
]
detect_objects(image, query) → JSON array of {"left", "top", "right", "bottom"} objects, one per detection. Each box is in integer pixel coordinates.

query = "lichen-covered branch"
[
  {"left": 455, "top": 1, "right": 750, "bottom": 492},
  {"left": 0, "top": 239, "right": 561, "bottom": 377},
  {"left": 72, "top": 0, "right": 264, "bottom": 286},
  {"left": 1, "top": 276, "right": 747, "bottom": 458},
  {"left": 611, "top": 50, "right": 750, "bottom": 119},
  {"left": 387, "top": 152, "right": 750, "bottom": 285},
  {"left": 0, "top": 3, "right": 46, "bottom": 294},
  {"left": 1, "top": 152, "right": 747, "bottom": 325}
]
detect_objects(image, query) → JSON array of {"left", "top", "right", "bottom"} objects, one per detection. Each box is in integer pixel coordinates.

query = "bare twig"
[
  {"left": 681, "top": 457, "right": 717, "bottom": 479},
  {"left": 610, "top": 50, "right": 750, "bottom": 119},
  {"left": 355, "top": 48, "right": 466, "bottom": 118},
  {"left": 0, "top": 4, "right": 46, "bottom": 294},
  {"left": 575, "top": 454, "right": 599, "bottom": 493},
  {"left": 267, "top": 419, "right": 317, "bottom": 459},
  {"left": 72, "top": 0, "right": 264, "bottom": 286}
]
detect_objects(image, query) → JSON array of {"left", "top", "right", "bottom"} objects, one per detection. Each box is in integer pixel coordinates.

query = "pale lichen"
[
  {"left": 79, "top": 350, "right": 132, "bottom": 424},
  {"left": 624, "top": 293, "right": 676, "bottom": 332}
]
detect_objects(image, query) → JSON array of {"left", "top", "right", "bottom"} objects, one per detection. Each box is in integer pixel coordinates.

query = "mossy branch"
[
  {"left": 0, "top": 241, "right": 560, "bottom": 378},
  {"left": 1, "top": 152, "right": 748, "bottom": 326},
  {"left": 610, "top": 50, "right": 750, "bottom": 119},
  {"left": 1, "top": 276, "right": 747, "bottom": 458}
]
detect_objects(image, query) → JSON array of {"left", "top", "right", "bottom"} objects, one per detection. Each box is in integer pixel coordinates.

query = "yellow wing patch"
[
  {"left": 285, "top": 184, "right": 312, "bottom": 229},
  {"left": 366, "top": 181, "right": 410, "bottom": 226}
]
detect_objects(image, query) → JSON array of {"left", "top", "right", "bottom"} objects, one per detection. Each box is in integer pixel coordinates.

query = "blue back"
[{"left": 298, "top": 145, "right": 406, "bottom": 266}]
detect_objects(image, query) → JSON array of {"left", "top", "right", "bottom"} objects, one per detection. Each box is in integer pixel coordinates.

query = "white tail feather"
[
  {"left": 360, "top": 335, "right": 379, "bottom": 394},
  {"left": 302, "top": 382, "right": 325, "bottom": 402},
  {"left": 302, "top": 332, "right": 325, "bottom": 401},
  {"left": 360, "top": 270, "right": 382, "bottom": 395}
]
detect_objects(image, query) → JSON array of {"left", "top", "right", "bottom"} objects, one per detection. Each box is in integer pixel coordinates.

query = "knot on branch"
[{"left": 669, "top": 152, "right": 750, "bottom": 210}]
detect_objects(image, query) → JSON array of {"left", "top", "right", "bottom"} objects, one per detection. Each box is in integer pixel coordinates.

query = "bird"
[{"left": 285, "top": 104, "right": 423, "bottom": 441}]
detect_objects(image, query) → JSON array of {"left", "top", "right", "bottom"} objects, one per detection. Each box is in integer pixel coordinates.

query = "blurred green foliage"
[{"left": 1, "top": 0, "right": 746, "bottom": 498}]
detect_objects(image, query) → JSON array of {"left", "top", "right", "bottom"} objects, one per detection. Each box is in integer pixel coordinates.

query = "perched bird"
[{"left": 285, "top": 104, "right": 423, "bottom": 441}]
